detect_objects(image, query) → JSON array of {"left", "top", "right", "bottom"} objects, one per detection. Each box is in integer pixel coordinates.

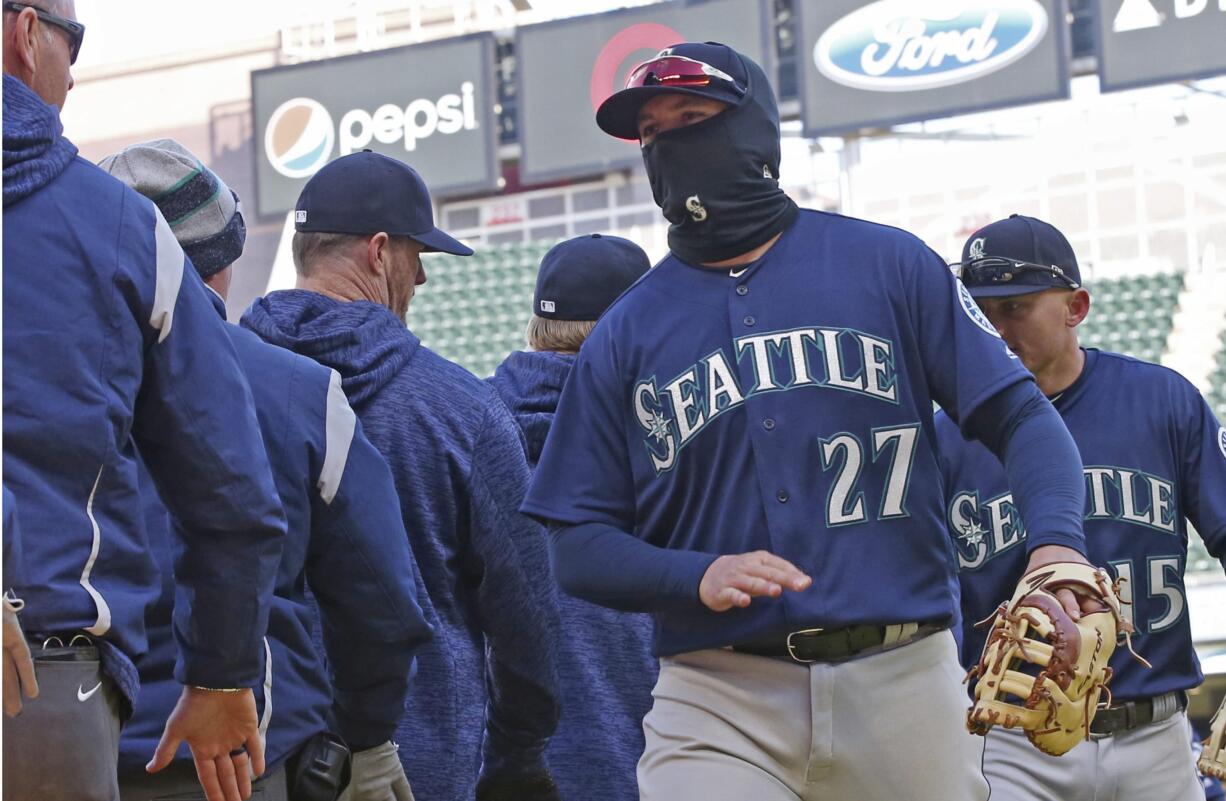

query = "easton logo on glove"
[{"left": 965, "top": 562, "right": 1149, "bottom": 756}]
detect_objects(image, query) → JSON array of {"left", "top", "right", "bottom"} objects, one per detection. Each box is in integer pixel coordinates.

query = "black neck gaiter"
[{"left": 640, "top": 60, "right": 798, "bottom": 266}]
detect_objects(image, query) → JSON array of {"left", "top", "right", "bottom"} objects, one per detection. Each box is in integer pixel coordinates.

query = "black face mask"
[{"left": 640, "top": 60, "right": 798, "bottom": 266}]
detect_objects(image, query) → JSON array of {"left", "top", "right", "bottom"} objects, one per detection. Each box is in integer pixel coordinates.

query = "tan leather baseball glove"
[
  {"left": 965, "top": 562, "right": 1144, "bottom": 757},
  {"left": 1201, "top": 695, "right": 1226, "bottom": 781}
]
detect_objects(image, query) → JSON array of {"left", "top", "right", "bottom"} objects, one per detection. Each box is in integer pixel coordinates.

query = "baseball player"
[
  {"left": 4, "top": 31, "right": 286, "bottom": 801},
  {"left": 242, "top": 152, "right": 563, "bottom": 801},
  {"left": 100, "top": 140, "right": 433, "bottom": 801},
  {"left": 522, "top": 42, "right": 1095, "bottom": 801},
  {"left": 937, "top": 214, "right": 1226, "bottom": 801},
  {"left": 486, "top": 233, "right": 656, "bottom": 801}
]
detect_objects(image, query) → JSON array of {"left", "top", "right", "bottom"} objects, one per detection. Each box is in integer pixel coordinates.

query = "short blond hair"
[{"left": 526, "top": 315, "right": 597, "bottom": 354}]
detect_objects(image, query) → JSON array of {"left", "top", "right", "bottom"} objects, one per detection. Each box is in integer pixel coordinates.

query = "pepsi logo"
[
  {"left": 814, "top": 0, "right": 1049, "bottom": 92},
  {"left": 265, "top": 98, "right": 335, "bottom": 179}
]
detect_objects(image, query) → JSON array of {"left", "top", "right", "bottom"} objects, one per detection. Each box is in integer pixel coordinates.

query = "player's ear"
[
  {"left": 365, "top": 232, "right": 391, "bottom": 277},
  {"left": 4, "top": 6, "right": 41, "bottom": 78},
  {"left": 1066, "top": 288, "right": 1091, "bottom": 328}
]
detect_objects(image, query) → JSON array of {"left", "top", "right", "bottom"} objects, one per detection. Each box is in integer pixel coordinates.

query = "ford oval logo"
[{"left": 814, "top": 0, "right": 1049, "bottom": 92}]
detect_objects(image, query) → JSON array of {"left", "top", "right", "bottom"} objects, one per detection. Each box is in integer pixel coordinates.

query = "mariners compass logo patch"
[{"left": 956, "top": 279, "right": 1000, "bottom": 338}]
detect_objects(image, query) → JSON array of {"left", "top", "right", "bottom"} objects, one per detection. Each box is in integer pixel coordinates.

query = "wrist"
[
  {"left": 1025, "top": 543, "right": 1090, "bottom": 570},
  {"left": 188, "top": 685, "right": 247, "bottom": 694}
]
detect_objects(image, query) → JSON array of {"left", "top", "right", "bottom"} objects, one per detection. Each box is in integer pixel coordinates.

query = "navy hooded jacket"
[
  {"left": 2, "top": 75, "right": 285, "bottom": 700},
  {"left": 242, "top": 291, "right": 561, "bottom": 798},
  {"left": 120, "top": 289, "right": 433, "bottom": 773},
  {"left": 488, "top": 350, "right": 657, "bottom": 801},
  {"left": 3, "top": 487, "right": 23, "bottom": 595}
]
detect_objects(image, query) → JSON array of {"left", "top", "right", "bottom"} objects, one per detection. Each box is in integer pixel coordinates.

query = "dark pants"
[
  {"left": 119, "top": 762, "right": 288, "bottom": 801},
  {"left": 3, "top": 644, "right": 123, "bottom": 801}
]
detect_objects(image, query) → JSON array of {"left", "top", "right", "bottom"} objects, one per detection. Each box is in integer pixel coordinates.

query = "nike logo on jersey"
[
  {"left": 949, "top": 466, "right": 1177, "bottom": 570},
  {"left": 634, "top": 325, "right": 898, "bottom": 473},
  {"left": 77, "top": 682, "right": 102, "bottom": 702},
  {"left": 729, "top": 266, "right": 749, "bottom": 278}
]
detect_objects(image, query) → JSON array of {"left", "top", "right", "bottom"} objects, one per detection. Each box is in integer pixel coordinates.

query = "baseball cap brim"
[
  {"left": 596, "top": 84, "right": 744, "bottom": 140},
  {"left": 965, "top": 283, "right": 1054, "bottom": 298},
  {"left": 411, "top": 226, "right": 473, "bottom": 257}
]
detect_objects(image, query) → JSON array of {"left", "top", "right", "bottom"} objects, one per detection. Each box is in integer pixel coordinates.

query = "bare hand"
[
  {"left": 699, "top": 551, "right": 812, "bottom": 612},
  {"left": 1024, "top": 544, "right": 1100, "bottom": 621},
  {"left": 147, "top": 686, "right": 264, "bottom": 801},
  {"left": 2, "top": 599, "right": 38, "bottom": 717}
]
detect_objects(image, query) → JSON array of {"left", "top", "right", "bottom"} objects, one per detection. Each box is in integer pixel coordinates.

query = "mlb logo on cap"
[
  {"left": 295, "top": 210, "right": 307, "bottom": 223},
  {"left": 540, "top": 300, "right": 556, "bottom": 313}
]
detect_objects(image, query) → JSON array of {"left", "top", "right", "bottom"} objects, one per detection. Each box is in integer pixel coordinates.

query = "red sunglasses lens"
[{"left": 625, "top": 57, "right": 715, "bottom": 90}]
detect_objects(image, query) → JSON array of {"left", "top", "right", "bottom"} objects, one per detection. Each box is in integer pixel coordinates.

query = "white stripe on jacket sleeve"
[
  {"left": 81, "top": 465, "right": 113, "bottom": 636},
  {"left": 318, "top": 370, "right": 356, "bottom": 505},
  {"left": 150, "top": 209, "right": 185, "bottom": 343}
]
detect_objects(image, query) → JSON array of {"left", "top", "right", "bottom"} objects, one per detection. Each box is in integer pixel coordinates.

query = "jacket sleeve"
[
  {"left": 2, "top": 486, "right": 23, "bottom": 593},
  {"left": 127, "top": 206, "right": 287, "bottom": 689},
  {"left": 1178, "top": 385, "right": 1226, "bottom": 573},
  {"left": 306, "top": 371, "right": 433, "bottom": 751},
  {"left": 466, "top": 397, "right": 562, "bottom": 781}
]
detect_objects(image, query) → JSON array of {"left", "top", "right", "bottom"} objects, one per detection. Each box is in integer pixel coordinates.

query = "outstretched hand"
[
  {"left": 699, "top": 551, "right": 812, "bottom": 612},
  {"left": 147, "top": 686, "right": 264, "bottom": 801}
]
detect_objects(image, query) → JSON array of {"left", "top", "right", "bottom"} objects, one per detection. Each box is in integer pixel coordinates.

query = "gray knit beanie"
[{"left": 98, "top": 139, "right": 245, "bottom": 277}]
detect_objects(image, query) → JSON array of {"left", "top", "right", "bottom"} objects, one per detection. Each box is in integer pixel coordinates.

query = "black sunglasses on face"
[
  {"left": 3, "top": 1, "right": 85, "bottom": 64},
  {"left": 953, "top": 257, "right": 1081, "bottom": 290}
]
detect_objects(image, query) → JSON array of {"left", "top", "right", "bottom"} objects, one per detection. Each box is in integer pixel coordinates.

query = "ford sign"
[{"left": 814, "top": 0, "right": 1049, "bottom": 92}]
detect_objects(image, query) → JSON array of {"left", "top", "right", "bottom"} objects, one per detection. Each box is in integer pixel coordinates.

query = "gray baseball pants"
[
  {"left": 981, "top": 709, "right": 1204, "bottom": 801},
  {"left": 637, "top": 629, "right": 990, "bottom": 801},
  {"left": 2, "top": 645, "right": 123, "bottom": 801},
  {"left": 119, "top": 762, "right": 287, "bottom": 801}
]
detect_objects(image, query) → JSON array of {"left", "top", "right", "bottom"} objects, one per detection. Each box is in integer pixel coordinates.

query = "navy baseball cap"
[
  {"left": 957, "top": 214, "right": 1081, "bottom": 298},
  {"left": 293, "top": 151, "right": 473, "bottom": 256},
  {"left": 596, "top": 42, "right": 749, "bottom": 140},
  {"left": 533, "top": 234, "right": 650, "bottom": 320}
]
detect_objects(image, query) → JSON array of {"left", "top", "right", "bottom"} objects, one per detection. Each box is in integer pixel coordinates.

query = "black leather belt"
[
  {"left": 732, "top": 623, "right": 941, "bottom": 664},
  {"left": 1089, "top": 691, "right": 1185, "bottom": 737}
]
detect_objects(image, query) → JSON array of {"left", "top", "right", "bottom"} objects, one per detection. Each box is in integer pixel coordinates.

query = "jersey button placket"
[
  {"left": 776, "top": 489, "right": 789, "bottom": 503},
  {"left": 763, "top": 418, "right": 776, "bottom": 431},
  {"left": 736, "top": 284, "right": 748, "bottom": 296},
  {"left": 743, "top": 315, "right": 755, "bottom": 327}
]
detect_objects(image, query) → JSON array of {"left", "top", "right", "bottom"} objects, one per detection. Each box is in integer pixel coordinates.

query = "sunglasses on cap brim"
[
  {"left": 952, "top": 257, "right": 1081, "bottom": 290},
  {"left": 624, "top": 55, "right": 743, "bottom": 92}
]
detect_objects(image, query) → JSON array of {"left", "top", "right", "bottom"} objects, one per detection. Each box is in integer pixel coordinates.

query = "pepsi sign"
[
  {"left": 251, "top": 34, "right": 497, "bottom": 218},
  {"left": 796, "top": 0, "right": 1069, "bottom": 136}
]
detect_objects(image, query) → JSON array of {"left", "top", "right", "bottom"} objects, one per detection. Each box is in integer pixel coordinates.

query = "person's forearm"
[
  {"left": 551, "top": 522, "right": 719, "bottom": 612},
  {"left": 966, "top": 381, "right": 1086, "bottom": 554}
]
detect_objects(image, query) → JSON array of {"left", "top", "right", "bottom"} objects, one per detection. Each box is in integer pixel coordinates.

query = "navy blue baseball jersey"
[
  {"left": 937, "top": 348, "right": 1226, "bottom": 700},
  {"left": 523, "top": 209, "right": 1077, "bottom": 656}
]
